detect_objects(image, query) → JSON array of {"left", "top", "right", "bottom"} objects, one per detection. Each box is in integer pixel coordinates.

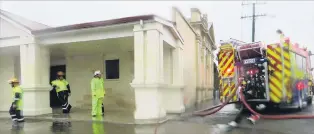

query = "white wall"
[
  {"left": 0, "top": 17, "right": 34, "bottom": 48},
  {"left": 172, "top": 9, "right": 197, "bottom": 107},
  {"left": 66, "top": 54, "right": 102, "bottom": 108},
  {"left": 161, "top": 45, "right": 186, "bottom": 113},
  {"left": 163, "top": 45, "right": 173, "bottom": 85},
  {"left": 14, "top": 56, "right": 21, "bottom": 82},
  {"left": 0, "top": 55, "right": 16, "bottom": 111},
  {"left": 0, "top": 18, "right": 29, "bottom": 38},
  {"left": 66, "top": 51, "right": 135, "bottom": 111}
]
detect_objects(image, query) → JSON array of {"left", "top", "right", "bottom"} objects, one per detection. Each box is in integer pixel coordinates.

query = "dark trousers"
[
  {"left": 9, "top": 105, "right": 24, "bottom": 122},
  {"left": 234, "top": 103, "right": 245, "bottom": 124},
  {"left": 57, "top": 91, "right": 72, "bottom": 113}
]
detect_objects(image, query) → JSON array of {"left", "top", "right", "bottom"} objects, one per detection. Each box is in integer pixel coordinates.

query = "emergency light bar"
[{"left": 237, "top": 42, "right": 264, "bottom": 60}]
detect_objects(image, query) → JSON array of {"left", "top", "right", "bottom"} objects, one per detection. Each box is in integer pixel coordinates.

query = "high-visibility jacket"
[
  {"left": 51, "top": 79, "right": 69, "bottom": 93},
  {"left": 12, "top": 86, "right": 23, "bottom": 110},
  {"left": 91, "top": 78, "right": 105, "bottom": 98}
]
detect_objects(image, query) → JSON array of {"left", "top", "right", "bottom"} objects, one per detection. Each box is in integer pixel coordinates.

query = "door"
[{"left": 50, "top": 65, "right": 66, "bottom": 108}]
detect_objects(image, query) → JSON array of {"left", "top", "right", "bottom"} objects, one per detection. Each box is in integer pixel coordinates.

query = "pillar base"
[
  {"left": 161, "top": 85, "right": 185, "bottom": 113},
  {"left": 22, "top": 86, "right": 52, "bottom": 116},
  {"left": 131, "top": 83, "right": 166, "bottom": 120}
]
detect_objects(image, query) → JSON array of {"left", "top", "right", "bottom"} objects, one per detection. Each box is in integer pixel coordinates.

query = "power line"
[{"left": 241, "top": 1, "right": 267, "bottom": 42}]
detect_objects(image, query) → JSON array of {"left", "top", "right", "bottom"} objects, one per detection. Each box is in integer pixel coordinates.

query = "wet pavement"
[
  {"left": 1, "top": 102, "right": 314, "bottom": 134},
  {"left": 0, "top": 117, "right": 292, "bottom": 134}
]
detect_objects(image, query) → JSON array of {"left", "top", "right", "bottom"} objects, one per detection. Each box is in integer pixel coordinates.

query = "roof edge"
[
  {"left": 153, "top": 16, "right": 184, "bottom": 44},
  {"left": 0, "top": 9, "right": 50, "bottom": 31},
  {"left": 32, "top": 14, "right": 156, "bottom": 35},
  {"left": 172, "top": 7, "right": 197, "bottom": 35}
]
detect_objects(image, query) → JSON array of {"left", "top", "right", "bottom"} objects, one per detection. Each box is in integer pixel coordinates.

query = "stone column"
[
  {"left": 172, "top": 42, "right": 184, "bottom": 86},
  {"left": 20, "top": 43, "right": 51, "bottom": 116},
  {"left": 163, "top": 40, "right": 185, "bottom": 113},
  {"left": 196, "top": 37, "right": 202, "bottom": 103},
  {"left": 131, "top": 23, "right": 166, "bottom": 122}
]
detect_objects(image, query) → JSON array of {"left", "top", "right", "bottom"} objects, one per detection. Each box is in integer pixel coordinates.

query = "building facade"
[
  {"left": 0, "top": 7, "right": 216, "bottom": 121},
  {"left": 189, "top": 8, "right": 216, "bottom": 104}
]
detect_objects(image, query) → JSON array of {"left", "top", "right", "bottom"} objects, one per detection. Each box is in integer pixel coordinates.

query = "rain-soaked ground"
[
  {"left": 1, "top": 102, "right": 314, "bottom": 134},
  {"left": 0, "top": 118, "right": 297, "bottom": 134}
]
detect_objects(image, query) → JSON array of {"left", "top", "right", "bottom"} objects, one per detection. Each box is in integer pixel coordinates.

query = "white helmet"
[{"left": 94, "top": 70, "right": 101, "bottom": 76}]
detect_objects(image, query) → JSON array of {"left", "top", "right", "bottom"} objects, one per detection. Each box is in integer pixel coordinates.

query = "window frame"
[{"left": 105, "top": 59, "right": 120, "bottom": 80}]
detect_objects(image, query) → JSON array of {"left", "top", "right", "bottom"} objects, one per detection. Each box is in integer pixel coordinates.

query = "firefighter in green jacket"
[
  {"left": 8, "top": 78, "right": 24, "bottom": 123},
  {"left": 91, "top": 70, "right": 105, "bottom": 117},
  {"left": 51, "top": 71, "right": 72, "bottom": 113}
]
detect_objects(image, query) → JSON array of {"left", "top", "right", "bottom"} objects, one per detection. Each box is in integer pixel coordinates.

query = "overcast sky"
[{"left": 1, "top": 1, "right": 314, "bottom": 50}]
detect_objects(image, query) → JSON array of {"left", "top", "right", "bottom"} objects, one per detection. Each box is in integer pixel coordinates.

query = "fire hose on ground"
[
  {"left": 155, "top": 82, "right": 314, "bottom": 134},
  {"left": 193, "top": 84, "right": 240, "bottom": 116},
  {"left": 193, "top": 83, "right": 314, "bottom": 119},
  {"left": 154, "top": 84, "right": 239, "bottom": 134}
]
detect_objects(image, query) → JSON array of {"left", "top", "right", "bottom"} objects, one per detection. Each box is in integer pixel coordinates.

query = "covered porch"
[
  {"left": 0, "top": 16, "right": 185, "bottom": 122},
  {"left": 41, "top": 19, "right": 185, "bottom": 121}
]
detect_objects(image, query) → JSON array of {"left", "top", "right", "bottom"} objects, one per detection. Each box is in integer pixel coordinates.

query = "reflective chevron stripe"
[
  {"left": 267, "top": 44, "right": 283, "bottom": 103},
  {"left": 282, "top": 42, "right": 292, "bottom": 102},
  {"left": 218, "top": 48, "right": 237, "bottom": 102}
]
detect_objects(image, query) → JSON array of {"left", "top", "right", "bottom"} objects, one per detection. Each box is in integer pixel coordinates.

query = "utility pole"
[{"left": 241, "top": 2, "right": 267, "bottom": 42}]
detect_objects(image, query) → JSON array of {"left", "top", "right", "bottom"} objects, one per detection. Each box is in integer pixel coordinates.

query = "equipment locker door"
[{"left": 218, "top": 49, "right": 237, "bottom": 102}]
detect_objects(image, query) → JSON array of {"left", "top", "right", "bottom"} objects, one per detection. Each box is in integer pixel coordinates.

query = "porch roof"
[
  {"left": 32, "top": 14, "right": 155, "bottom": 35},
  {"left": 0, "top": 9, "right": 50, "bottom": 31},
  {"left": 32, "top": 14, "right": 184, "bottom": 45}
]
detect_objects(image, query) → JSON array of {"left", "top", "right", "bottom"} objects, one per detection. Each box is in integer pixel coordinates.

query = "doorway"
[{"left": 50, "top": 65, "right": 66, "bottom": 108}]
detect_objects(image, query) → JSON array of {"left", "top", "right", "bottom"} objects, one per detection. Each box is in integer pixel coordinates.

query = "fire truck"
[{"left": 218, "top": 36, "right": 313, "bottom": 110}]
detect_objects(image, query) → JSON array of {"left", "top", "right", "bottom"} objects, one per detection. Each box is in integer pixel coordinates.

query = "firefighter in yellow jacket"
[
  {"left": 8, "top": 78, "right": 24, "bottom": 123},
  {"left": 91, "top": 70, "right": 105, "bottom": 117},
  {"left": 51, "top": 71, "right": 72, "bottom": 113}
]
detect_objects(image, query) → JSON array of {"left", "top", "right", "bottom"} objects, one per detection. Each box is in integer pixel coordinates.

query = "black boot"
[
  {"left": 101, "top": 103, "right": 104, "bottom": 116},
  {"left": 68, "top": 105, "right": 72, "bottom": 113}
]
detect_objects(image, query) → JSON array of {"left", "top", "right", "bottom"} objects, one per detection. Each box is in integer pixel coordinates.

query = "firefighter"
[
  {"left": 51, "top": 71, "right": 72, "bottom": 113},
  {"left": 8, "top": 78, "right": 24, "bottom": 123},
  {"left": 227, "top": 104, "right": 261, "bottom": 128},
  {"left": 91, "top": 70, "right": 105, "bottom": 117},
  {"left": 222, "top": 81, "right": 261, "bottom": 129}
]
